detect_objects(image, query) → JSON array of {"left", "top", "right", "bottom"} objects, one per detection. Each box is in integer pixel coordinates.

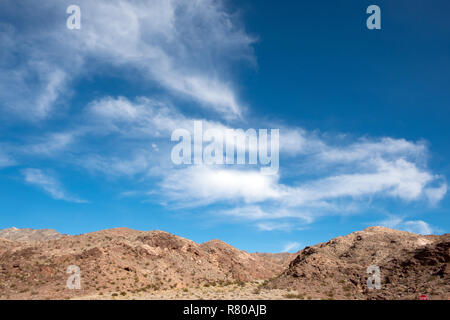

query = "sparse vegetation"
[{"left": 283, "top": 292, "right": 304, "bottom": 299}]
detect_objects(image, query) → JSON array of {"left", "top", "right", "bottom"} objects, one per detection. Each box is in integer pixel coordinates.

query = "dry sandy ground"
[{"left": 73, "top": 280, "right": 315, "bottom": 300}]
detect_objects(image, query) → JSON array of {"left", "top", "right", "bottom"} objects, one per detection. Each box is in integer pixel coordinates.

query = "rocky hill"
[
  {"left": 0, "top": 228, "right": 289, "bottom": 299},
  {"left": 0, "top": 227, "right": 64, "bottom": 242},
  {"left": 267, "top": 227, "right": 449, "bottom": 299}
]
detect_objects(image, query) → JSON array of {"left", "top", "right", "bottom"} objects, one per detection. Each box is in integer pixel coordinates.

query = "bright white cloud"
[
  {"left": 153, "top": 143, "right": 446, "bottom": 231},
  {"left": 6, "top": 94, "right": 446, "bottom": 227},
  {"left": 21, "top": 168, "right": 86, "bottom": 203},
  {"left": 160, "top": 157, "right": 444, "bottom": 211},
  {"left": 377, "top": 215, "right": 436, "bottom": 235},
  {"left": 84, "top": 97, "right": 446, "bottom": 211},
  {"left": 161, "top": 166, "right": 286, "bottom": 206},
  {"left": 286, "top": 158, "right": 438, "bottom": 205}
]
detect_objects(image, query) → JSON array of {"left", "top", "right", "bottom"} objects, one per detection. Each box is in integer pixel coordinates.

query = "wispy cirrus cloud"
[
  {"left": 282, "top": 241, "right": 302, "bottom": 253},
  {"left": 150, "top": 129, "right": 446, "bottom": 231},
  {"left": 160, "top": 157, "right": 445, "bottom": 210},
  {"left": 18, "top": 97, "right": 443, "bottom": 227},
  {"left": 402, "top": 220, "right": 434, "bottom": 235},
  {"left": 256, "top": 222, "right": 304, "bottom": 232},
  {"left": 21, "top": 168, "right": 87, "bottom": 203},
  {"left": 0, "top": 148, "right": 15, "bottom": 168},
  {"left": 316, "top": 137, "right": 427, "bottom": 164},
  {"left": 375, "top": 215, "right": 439, "bottom": 235},
  {"left": 4, "top": 93, "right": 447, "bottom": 226},
  {"left": 0, "top": 0, "right": 446, "bottom": 234},
  {"left": 0, "top": 0, "right": 253, "bottom": 120}
]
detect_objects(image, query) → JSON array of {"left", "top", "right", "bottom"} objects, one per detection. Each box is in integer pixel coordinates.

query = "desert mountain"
[
  {"left": 0, "top": 226, "right": 448, "bottom": 300},
  {"left": 0, "top": 228, "right": 289, "bottom": 299},
  {"left": 0, "top": 227, "right": 64, "bottom": 242},
  {"left": 268, "top": 226, "right": 449, "bottom": 299},
  {"left": 253, "top": 252, "right": 296, "bottom": 268}
]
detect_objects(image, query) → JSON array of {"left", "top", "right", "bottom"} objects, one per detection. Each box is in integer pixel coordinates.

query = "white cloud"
[
  {"left": 317, "top": 137, "right": 427, "bottom": 164},
  {"left": 282, "top": 241, "right": 302, "bottom": 253},
  {"left": 0, "top": 9, "right": 78, "bottom": 120},
  {"left": 147, "top": 127, "right": 446, "bottom": 230},
  {"left": 161, "top": 166, "right": 286, "bottom": 206},
  {"left": 82, "top": 98, "right": 445, "bottom": 212},
  {"left": 26, "top": 132, "right": 77, "bottom": 155},
  {"left": 256, "top": 222, "right": 295, "bottom": 231},
  {"left": 425, "top": 183, "right": 448, "bottom": 205},
  {"left": 160, "top": 157, "right": 444, "bottom": 213},
  {"left": 286, "top": 158, "right": 438, "bottom": 206},
  {"left": 376, "top": 216, "right": 405, "bottom": 229},
  {"left": 21, "top": 168, "right": 86, "bottom": 203},
  {"left": 80, "top": 152, "right": 154, "bottom": 177},
  {"left": 34, "top": 68, "right": 67, "bottom": 118},
  {"left": 220, "top": 205, "right": 314, "bottom": 223},
  {"left": 6, "top": 94, "right": 445, "bottom": 228},
  {"left": 0, "top": 1, "right": 446, "bottom": 233},
  {"left": 278, "top": 128, "right": 308, "bottom": 154},
  {"left": 402, "top": 220, "right": 434, "bottom": 235},
  {"left": 377, "top": 215, "right": 436, "bottom": 235},
  {"left": 0, "top": 0, "right": 253, "bottom": 119},
  {"left": 86, "top": 96, "right": 229, "bottom": 138}
]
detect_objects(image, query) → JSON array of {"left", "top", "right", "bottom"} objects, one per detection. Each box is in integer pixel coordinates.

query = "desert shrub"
[{"left": 236, "top": 281, "right": 245, "bottom": 287}]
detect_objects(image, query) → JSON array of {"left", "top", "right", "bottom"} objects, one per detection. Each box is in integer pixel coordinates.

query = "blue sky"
[{"left": 0, "top": 0, "right": 449, "bottom": 253}]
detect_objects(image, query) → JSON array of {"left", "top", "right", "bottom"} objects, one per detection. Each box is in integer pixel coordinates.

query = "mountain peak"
[{"left": 0, "top": 227, "right": 64, "bottom": 242}]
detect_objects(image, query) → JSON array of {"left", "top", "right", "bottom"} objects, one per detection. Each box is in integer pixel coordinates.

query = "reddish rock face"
[
  {"left": 0, "top": 227, "right": 291, "bottom": 300},
  {"left": 268, "top": 227, "right": 450, "bottom": 300},
  {"left": 0, "top": 226, "right": 448, "bottom": 300}
]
